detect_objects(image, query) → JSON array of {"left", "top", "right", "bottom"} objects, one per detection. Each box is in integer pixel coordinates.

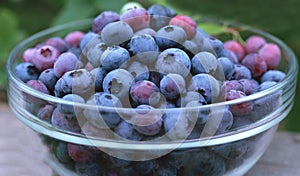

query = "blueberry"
[
  {"left": 132, "top": 159, "right": 158, "bottom": 175},
  {"left": 258, "top": 81, "right": 277, "bottom": 91},
  {"left": 109, "top": 156, "right": 131, "bottom": 167},
  {"left": 51, "top": 108, "right": 81, "bottom": 132},
  {"left": 258, "top": 43, "right": 281, "bottom": 69},
  {"left": 75, "top": 162, "right": 103, "bottom": 176},
  {"left": 67, "top": 143, "right": 96, "bottom": 163},
  {"left": 29, "top": 45, "right": 60, "bottom": 71},
  {"left": 14, "top": 62, "right": 40, "bottom": 83},
  {"left": 148, "top": 4, "right": 176, "bottom": 31},
  {"left": 54, "top": 52, "right": 81, "bottom": 78},
  {"left": 207, "top": 37, "right": 226, "bottom": 58},
  {"left": 191, "top": 51, "right": 218, "bottom": 75},
  {"left": 232, "top": 64, "right": 252, "bottom": 80},
  {"left": 188, "top": 73, "right": 220, "bottom": 104},
  {"left": 90, "top": 67, "right": 107, "bottom": 92},
  {"left": 182, "top": 40, "right": 200, "bottom": 57},
  {"left": 153, "top": 164, "right": 178, "bottom": 176},
  {"left": 79, "top": 31, "right": 99, "bottom": 51},
  {"left": 221, "top": 80, "right": 244, "bottom": 93},
  {"left": 160, "top": 73, "right": 186, "bottom": 100},
  {"left": 45, "top": 37, "right": 70, "bottom": 53},
  {"left": 155, "top": 25, "right": 187, "bottom": 50},
  {"left": 54, "top": 69, "right": 94, "bottom": 98},
  {"left": 155, "top": 48, "right": 191, "bottom": 77},
  {"left": 214, "top": 109, "right": 233, "bottom": 135},
  {"left": 245, "top": 35, "right": 266, "bottom": 54},
  {"left": 185, "top": 100, "right": 209, "bottom": 124},
  {"left": 176, "top": 91, "right": 206, "bottom": 107},
  {"left": 101, "top": 45, "right": 130, "bottom": 71},
  {"left": 37, "top": 104, "right": 54, "bottom": 123},
  {"left": 64, "top": 31, "right": 85, "bottom": 48},
  {"left": 26, "top": 79, "right": 50, "bottom": 94},
  {"left": 134, "top": 27, "right": 157, "bottom": 36},
  {"left": 241, "top": 53, "right": 268, "bottom": 78},
  {"left": 261, "top": 70, "right": 286, "bottom": 83},
  {"left": 54, "top": 141, "right": 73, "bottom": 163},
  {"left": 209, "top": 140, "right": 248, "bottom": 160},
  {"left": 84, "top": 92, "right": 122, "bottom": 128},
  {"left": 38, "top": 68, "right": 58, "bottom": 94},
  {"left": 85, "top": 42, "right": 107, "bottom": 68},
  {"left": 101, "top": 21, "right": 134, "bottom": 46},
  {"left": 93, "top": 11, "right": 120, "bottom": 33},
  {"left": 120, "top": 7, "right": 150, "bottom": 32},
  {"left": 129, "top": 34, "right": 159, "bottom": 63},
  {"left": 124, "top": 61, "right": 149, "bottom": 82},
  {"left": 130, "top": 80, "right": 161, "bottom": 106},
  {"left": 214, "top": 56, "right": 235, "bottom": 80},
  {"left": 102, "top": 68, "right": 134, "bottom": 101},
  {"left": 239, "top": 78, "right": 259, "bottom": 95},
  {"left": 225, "top": 90, "right": 253, "bottom": 116},
  {"left": 57, "top": 94, "right": 85, "bottom": 118},
  {"left": 115, "top": 120, "right": 143, "bottom": 141},
  {"left": 132, "top": 105, "right": 163, "bottom": 136}
]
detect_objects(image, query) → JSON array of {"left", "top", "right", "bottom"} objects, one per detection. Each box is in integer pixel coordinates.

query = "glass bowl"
[{"left": 6, "top": 19, "right": 298, "bottom": 176}]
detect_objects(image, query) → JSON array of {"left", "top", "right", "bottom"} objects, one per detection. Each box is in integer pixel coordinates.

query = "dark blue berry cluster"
[{"left": 14, "top": 2, "right": 286, "bottom": 176}]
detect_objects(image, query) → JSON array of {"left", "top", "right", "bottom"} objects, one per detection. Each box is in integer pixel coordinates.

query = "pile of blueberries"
[{"left": 14, "top": 2, "right": 285, "bottom": 176}]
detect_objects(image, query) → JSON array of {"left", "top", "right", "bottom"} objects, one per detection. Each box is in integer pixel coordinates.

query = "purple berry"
[
  {"left": 241, "top": 53, "right": 268, "bottom": 78},
  {"left": 239, "top": 79, "right": 259, "bottom": 95},
  {"left": 215, "top": 57, "right": 235, "bottom": 80},
  {"left": 131, "top": 105, "right": 163, "bottom": 136},
  {"left": 245, "top": 35, "right": 266, "bottom": 53},
  {"left": 222, "top": 80, "right": 244, "bottom": 93},
  {"left": 101, "top": 46, "right": 130, "bottom": 71},
  {"left": 51, "top": 108, "right": 81, "bottom": 132},
  {"left": 224, "top": 40, "right": 245, "bottom": 62},
  {"left": 160, "top": 73, "right": 186, "bottom": 100},
  {"left": 148, "top": 4, "right": 176, "bottom": 31},
  {"left": 45, "top": 37, "right": 69, "bottom": 53},
  {"left": 130, "top": 80, "right": 161, "bottom": 106},
  {"left": 37, "top": 104, "right": 54, "bottom": 123},
  {"left": 67, "top": 143, "right": 95, "bottom": 163},
  {"left": 227, "top": 49, "right": 239, "bottom": 64},
  {"left": 225, "top": 90, "right": 253, "bottom": 116},
  {"left": 258, "top": 43, "right": 281, "bottom": 69},
  {"left": 93, "top": 11, "right": 120, "bottom": 33},
  {"left": 29, "top": 45, "right": 61, "bottom": 71},
  {"left": 64, "top": 31, "right": 85, "bottom": 48},
  {"left": 38, "top": 68, "right": 58, "bottom": 94},
  {"left": 27, "top": 79, "right": 49, "bottom": 94},
  {"left": 115, "top": 120, "right": 143, "bottom": 141},
  {"left": 261, "top": 70, "right": 286, "bottom": 83},
  {"left": 14, "top": 62, "right": 40, "bottom": 83},
  {"left": 54, "top": 52, "right": 81, "bottom": 78},
  {"left": 57, "top": 94, "right": 85, "bottom": 118},
  {"left": 155, "top": 48, "right": 191, "bottom": 77},
  {"left": 169, "top": 15, "right": 197, "bottom": 40},
  {"left": 54, "top": 141, "right": 73, "bottom": 163},
  {"left": 120, "top": 7, "right": 150, "bottom": 32},
  {"left": 258, "top": 81, "right": 277, "bottom": 91}
]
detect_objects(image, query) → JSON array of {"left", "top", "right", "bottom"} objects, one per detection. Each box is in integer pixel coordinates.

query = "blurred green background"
[{"left": 0, "top": 0, "right": 299, "bottom": 131}]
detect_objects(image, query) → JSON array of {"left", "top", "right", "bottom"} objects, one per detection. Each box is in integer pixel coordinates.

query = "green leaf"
[
  {"left": 198, "top": 23, "right": 227, "bottom": 35},
  {"left": 51, "top": 0, "right": 95, "bottom": 26}
]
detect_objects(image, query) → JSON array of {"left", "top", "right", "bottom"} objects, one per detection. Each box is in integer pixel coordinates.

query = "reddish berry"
[
  {"left": 258, "top": 43, "right": 281, "bottom": 69},
  {"left": 67, "top": 143, "right": 95, "bottom": 163},
  {"left": 22, "top": 48, "right": 36, "bottom": 62},
  {"left": 54, "top": 52, "right": 81, "bottom": 78},
  {"left": 93, "top": 11, "right": 120, "bottom": 33},
  {"left": 120, "top": 7, "right": 150, "bottom": 31},
  {"left": 226, "top": 90, "right": 253, "bottom": 116},
  {"left": 245, "top": 35, "right": 266, "bottom": 53},
  {"left": 64, "top": 31, "right": 85, "bottom": 48},
  {"left": 45, "top": 37, "right": 69, "bottom": 53},
  {"left": 30, "top": 45, "right": 60, "bottom": 71},
  {"left": 130, "top": 80, "right": 160, "bottom": 106},
  {"left": 27, "top": 80, "right": 49, "bottom": 94},
  {"left": 241, "top": 53, "right": 267, "bottom": 78},
  {"left": 169, "top": 15, "right": 197, "bottom": 39},
  {"left": 224, "top": 40, "right": 245, "bottom": 61}
]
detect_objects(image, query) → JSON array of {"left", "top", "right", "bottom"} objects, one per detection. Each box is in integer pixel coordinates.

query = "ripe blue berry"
[
  {"left": 64, "top": 31, "right": 85, "bottom": 48},
  {"left": 115, "top": 120, "right": 143, "bottom": 141},
  {"left": 258, "top": 81, "right": 277, "bottom": 91},
  {"left": 232, "top": 64, "right": 252, "bottom": 80},
  {"left": 125, "top": 61, "right": 149, "bottom": 82},
  {"left": 176, "top": 91, "right": 206, "bottom": 107},
  {"left": 188, "top": 73, "right": 220, "bottom": 103},
  {"left": 14, "top": 62, "right": 40, "bottom": 83},
  {"left": 57, "top": 94, "right": 85, "bottom": 118},
  {"left": 90, "top": 67, "right": 107, "bottom": 92},
  {"left": 129, "top": 34, "right": 159, "bottom": 63},
  {"left": 131, "top": 105, "right": 163, "bottom": 136},
  {"left": 102, "top": 68, "right": 134, "bottom": 100},
  {"left": 85, "top": 42, "right": 107, "bottom": 68},
  {"left": 224, "top": 40, "right": 245, "bottom": 62},
  {"left": 160, "top": 73, "right": 186, "bottom": 100},
  {"left": 101, "top": 46, "right": 130, "bottom": 71},
  {"left": 93, "top": 11, "right": 120, "bottom": 33},
  {"left": 215, "top": 57, "right": 235, "bottom": 80},
  {"left": 54, "top": 141, "right": 73, "bottom": 163},
  {"left": 155, "top": 48, "right": 191, "bottom": 77},
  {"left": 191, "top": 51, "right": 218, "bottom": 75},
  {"left": 101, "top": 21, "right": 134, "bottom": 46},
  {"left": 261, "top": 70, "right": 286, "bottom": 83},
  {"left": 38, "top": 68, "right": 58, "bottom": 94},
  {"left": 37, "top": 104, "right": 54, "bottom": 123},
  {"left": 148, "top": 4, "right": 176, "bottom": 31},
  {"left": 155, "top": 25, "right": 187, "bottom": 50},
  {"left": 239, "top": 79, "right": 259, "bottom": 95}
]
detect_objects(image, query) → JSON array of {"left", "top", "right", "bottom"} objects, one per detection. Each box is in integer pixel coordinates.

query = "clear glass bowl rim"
[{"left": 6, "top": 19, "right": 299, "bottom": 150}]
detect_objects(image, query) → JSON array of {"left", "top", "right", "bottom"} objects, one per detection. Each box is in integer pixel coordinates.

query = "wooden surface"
[{"left": 1, "top": 102, "right": 300, "bottom": 176}]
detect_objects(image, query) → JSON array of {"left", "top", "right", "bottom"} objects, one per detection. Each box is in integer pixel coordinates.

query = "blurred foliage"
[{"left": 0, "top": 0, "right": 300, "bottom": 131}]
